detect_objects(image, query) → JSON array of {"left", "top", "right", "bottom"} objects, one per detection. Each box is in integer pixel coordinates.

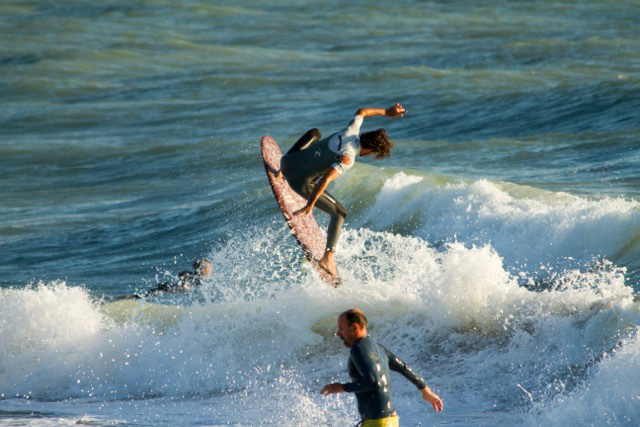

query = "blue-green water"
[{"left": 2, "top": 1, "right": 640, "bottom": 426}]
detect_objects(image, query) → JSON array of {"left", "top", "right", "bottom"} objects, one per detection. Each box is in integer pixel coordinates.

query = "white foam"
[
  {"left": 531, "top": 326, "right": 640, "bottom": 426},
  {"left": 356, "top": 173, "right": 640, "bottom": 273},
  {"left": 1, "top": 225, "right": 639, "bottom": 425}
]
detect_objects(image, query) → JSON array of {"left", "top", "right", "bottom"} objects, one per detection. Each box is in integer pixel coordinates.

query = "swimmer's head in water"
[
  {"left": 193, "top": 258, "right": 213, "bottom": 277},
  {"left": 360, "top": 129, "right": 394, "bottom": 159}
]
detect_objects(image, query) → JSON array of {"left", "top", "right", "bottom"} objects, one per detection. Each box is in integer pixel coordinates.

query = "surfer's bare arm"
[
  {"left": 293, "top": 164, "right": 344, "bottom": 217},
  {"left": 356, "top": 103, "right": 407, "bottom": 119}
]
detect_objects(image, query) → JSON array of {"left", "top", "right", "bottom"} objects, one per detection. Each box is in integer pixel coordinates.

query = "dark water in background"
[{"left": 1, "top": 1, "right": 640, "bottom": 426}]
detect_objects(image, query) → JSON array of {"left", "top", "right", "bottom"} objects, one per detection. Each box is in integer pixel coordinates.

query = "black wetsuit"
[
  {"left": 343, "top": 336, "right": 426, "bottom": 420},
  {"left": 280, "top": 129, "right": 348, "bottom": 252},
  {"left": 112, "top": 272, "right": 201, "bottom": 300},
  {"left": 143, "top": 271, "right": 200, "bottom": 295},
  {"left": 113, "top": 271, "right": 203, "bottom": 301}
]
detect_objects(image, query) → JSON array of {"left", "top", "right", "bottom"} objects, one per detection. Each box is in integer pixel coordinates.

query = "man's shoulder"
[
  {"left": 339, "top": 115, "right": 363, "bottom": 138},
  {"left": 351, "top": 336, "right": 377, "bottom": 353},
  {"left": 328, "top": 132, "right": 358, "bottom": 155}
]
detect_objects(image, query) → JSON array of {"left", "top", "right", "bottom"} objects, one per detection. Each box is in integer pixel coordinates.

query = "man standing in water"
[
  {"left": 278, "top": 104, "right": 406, "bottom": 276},
  {"left": 321, "top": 309, "right": 443, "bottom": 426}
]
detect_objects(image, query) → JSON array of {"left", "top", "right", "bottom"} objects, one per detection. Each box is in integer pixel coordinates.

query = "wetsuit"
[
  {"left": 144, "top": 271, "right": 201, "bottom": 295},
  {"left": 111, "top": 272, "right": 201, "bottom": 299},
  {"left": 344, "top": 336, "right": 426, "bottom": 422},
  {"left": 280, "top": 115, "right": 363, "bottom": 252},
  {"left": 113, "top": 271, "right": 204, "bottom": 300}
]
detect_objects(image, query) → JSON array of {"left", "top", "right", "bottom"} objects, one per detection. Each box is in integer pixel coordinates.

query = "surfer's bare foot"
[{"left": 319, "top": 252, "right": 336, "bottom": 276}]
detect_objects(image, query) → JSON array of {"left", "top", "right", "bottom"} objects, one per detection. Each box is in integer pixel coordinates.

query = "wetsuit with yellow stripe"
[{"left": 344, "top": 336, "right": 426, "bottom": 426}]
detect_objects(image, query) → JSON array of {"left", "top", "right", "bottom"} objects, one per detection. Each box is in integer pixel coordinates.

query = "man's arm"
[
  {"left": 421, "top": 385, "right": 443, "bottom": 412},
  {"left": 320, "top": 382, "right": 344, "bottom": 395},
  {"left": 355, "top": 103, "right": 407, "bottom": 119},
  {"left": 382, "top": 345, "right": 426, "bottom": 389},
  {"left": 293, "top": 166, "right": 343, "bottom": 217},
  {"left": 382, "top": 345, "right": 443, "bottom": 412},
  {"left": 320, "top": 346, "right": 381, "bottom": 395}
]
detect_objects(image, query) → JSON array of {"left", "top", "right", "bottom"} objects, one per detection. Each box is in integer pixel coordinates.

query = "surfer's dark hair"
[
  {"left": 360, "top": 129, "right": 394, "bottom": 159},
  {"left": 343, "top": 309, "right": 368, "bottom": 328}
]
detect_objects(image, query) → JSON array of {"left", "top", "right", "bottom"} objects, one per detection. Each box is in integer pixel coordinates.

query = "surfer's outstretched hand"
[{"left": 386, "top": 103, "right": 407, "bottom": 118}]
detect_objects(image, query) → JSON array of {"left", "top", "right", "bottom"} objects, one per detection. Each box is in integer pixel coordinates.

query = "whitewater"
[{"left": 3, "top": 172, "right": 640, "bottom": 426}]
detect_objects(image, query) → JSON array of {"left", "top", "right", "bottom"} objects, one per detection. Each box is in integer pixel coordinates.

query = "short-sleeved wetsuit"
[
  {"left": 343, "top": 336, "right": 426, "bottom": 421},
  {"left": 280, "top": 115, "right": 364, "bottom": 252}
]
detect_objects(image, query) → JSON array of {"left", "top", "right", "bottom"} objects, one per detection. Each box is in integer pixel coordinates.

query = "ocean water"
[{"left": 1, "top": 0, "right": 640, "bottom": 425}]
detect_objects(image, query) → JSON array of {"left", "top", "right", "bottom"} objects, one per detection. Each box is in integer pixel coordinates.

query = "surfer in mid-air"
[{"left": 277, "top": 103, "right": 407, "bottom": 276}]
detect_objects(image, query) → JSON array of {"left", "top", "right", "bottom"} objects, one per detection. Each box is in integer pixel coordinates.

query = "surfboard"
[{"left": 261, "top": 135, "right": 342, "bottom": 286}]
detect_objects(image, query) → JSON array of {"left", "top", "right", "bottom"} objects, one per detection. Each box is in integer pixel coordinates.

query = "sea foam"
[{"left": 1, "top": 221, "right": 638, "bottom": 425}]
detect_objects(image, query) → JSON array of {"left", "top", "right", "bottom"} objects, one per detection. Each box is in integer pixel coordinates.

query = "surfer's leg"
[
  {"left": 286, "top": 128, "right": 322, "bottom": 154},
  {"left": 315, "top": 192, "right": 347, "bottom": 252},
  {"left": 313, "top": 192, "right": 347, "bottom": 275}
]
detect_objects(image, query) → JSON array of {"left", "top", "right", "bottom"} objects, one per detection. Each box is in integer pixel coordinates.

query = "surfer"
[
  {"left": 320, "top": 309, "right": 443, "bottom": 426},
  {"left": 115, "top": 258, "right": 213, "bottom": 300},
  {"left": 145, "top": 258, "right": 213, "bottom": 295},
  {"left": 278, "top": 104, "right": 407, "bottom": 276}
]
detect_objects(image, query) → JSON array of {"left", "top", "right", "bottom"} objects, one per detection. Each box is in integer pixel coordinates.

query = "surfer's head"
[
  {"left": 360, "top": 129, "right": 394, "bottom": 159},
  {"left": 336, "top": 308, "right": 368, "bottom": 347},
  {"left": 193, "top": 258, "right": 213, "bottom": 278}
]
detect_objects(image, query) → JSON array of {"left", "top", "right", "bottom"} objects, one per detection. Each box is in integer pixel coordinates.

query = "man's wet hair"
[
  {"left": 360, "top": 129, "right": 394, "bottom": 159},
  {"left": 343, "top": 309, "right": 368, "bottom": 328}
]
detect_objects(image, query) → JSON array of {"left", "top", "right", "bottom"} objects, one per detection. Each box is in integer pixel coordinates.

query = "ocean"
[{"left": 1, "top": 0, "right": 640, "bottom": 425}]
